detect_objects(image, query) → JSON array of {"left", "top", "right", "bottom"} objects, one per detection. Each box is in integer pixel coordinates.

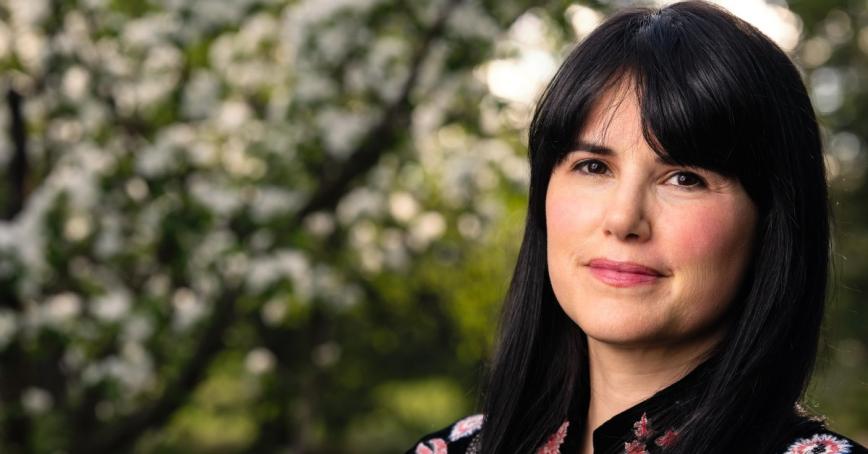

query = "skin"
[{"left": 544, "top": 82, "right": 758, "bottom": 454}]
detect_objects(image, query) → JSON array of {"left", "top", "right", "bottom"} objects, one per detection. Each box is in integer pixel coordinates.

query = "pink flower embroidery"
[
  {"left": 536, "top": 421, "right": 570, "bottom": 454},
  {"left": 415, "top": 438, "right": 448, "bottom": 454},
  {"left": 624, "top": 413, "right": 678, "bottom": 452},
  {"left": 633, "top": 413, "right": 652, "bottom": 439},
  {"left": 449, "top": 414, "right": 484, "bottom": 441},
  {"left": 655, "top": 429, "right": 679, "bottom": 448},
  {"left": 625, "top": 440, "right": 649, "bottom": 454},
  {"left": 784, "top": 433, "right": 852, "bottom": 454}
]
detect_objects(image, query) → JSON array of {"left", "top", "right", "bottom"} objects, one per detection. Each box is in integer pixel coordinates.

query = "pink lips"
[{"left": 587, "top": 258, "right": 664, "bottom": 288}]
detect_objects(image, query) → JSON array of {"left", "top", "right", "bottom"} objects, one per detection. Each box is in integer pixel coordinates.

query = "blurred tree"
[
  {"left": 0, "top": 0, "right": 864, "bottom": 453},
  {"left": 788, "top": 0, "right": 868, "bottom": 440}
]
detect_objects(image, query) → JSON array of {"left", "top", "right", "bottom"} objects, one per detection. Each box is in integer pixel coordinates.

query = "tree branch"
[
  {"left": 4, "top": 85, "right": 29, "bottom": 221},
  {"left": 74, "top": 286, "right": 241, "bottom": 453}
]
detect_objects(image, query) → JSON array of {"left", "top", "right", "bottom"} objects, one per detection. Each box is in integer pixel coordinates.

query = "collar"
[{"left": 557, "top": 359, "right": 711, "bottom": 454}]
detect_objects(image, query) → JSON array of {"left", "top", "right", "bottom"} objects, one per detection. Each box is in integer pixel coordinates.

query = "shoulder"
[
  {"left": 779, "top": 428, "right": 867, "bottom": 454},
  {"left": 404, "top": 414, "right": 484, "bottom": 454}
]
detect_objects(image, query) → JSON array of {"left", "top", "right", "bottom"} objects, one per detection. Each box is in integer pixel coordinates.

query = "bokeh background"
[{"left": 0, "top": 0, "right": 865, "bottom": 452}]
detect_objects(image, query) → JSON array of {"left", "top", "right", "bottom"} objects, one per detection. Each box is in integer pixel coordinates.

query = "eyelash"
[{"left": 571, "top": 159, "right": 708, "bottom": 189}]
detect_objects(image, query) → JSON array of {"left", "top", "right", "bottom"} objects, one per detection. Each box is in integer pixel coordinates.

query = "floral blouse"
[{"left": 406, "top": 366, "right": 868, "bottom": 454}]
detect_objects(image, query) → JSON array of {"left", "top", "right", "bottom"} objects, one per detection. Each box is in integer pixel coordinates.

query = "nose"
[{"left": 602, "top": 180, "right": 651, "bottom": 242}]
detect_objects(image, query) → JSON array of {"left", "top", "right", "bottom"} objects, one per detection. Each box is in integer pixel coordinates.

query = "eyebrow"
[{"left": 571, "top": 139, "right": 679, "bottom": 166}]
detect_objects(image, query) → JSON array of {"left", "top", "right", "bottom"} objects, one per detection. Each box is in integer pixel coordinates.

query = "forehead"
[{"left": 577, "top": 81, "right": 650, "bottom": 154}]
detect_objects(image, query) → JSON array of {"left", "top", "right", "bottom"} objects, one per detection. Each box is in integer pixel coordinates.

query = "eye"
[
  {"left": 572, "top": 159, "right": 610, "bottom": 175},
  {"left": 666, "top": 171, "right": 706, "bottom": 188}
]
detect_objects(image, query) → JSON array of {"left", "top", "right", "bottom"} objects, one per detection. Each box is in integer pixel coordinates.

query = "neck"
[{"left": 580, "top": 331, "right": 722, "bottom": 454}]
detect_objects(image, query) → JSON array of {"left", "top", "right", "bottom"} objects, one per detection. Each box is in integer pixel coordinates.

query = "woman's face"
[{"left": 545, "top": 85, "right": 758, "bottom": 350}]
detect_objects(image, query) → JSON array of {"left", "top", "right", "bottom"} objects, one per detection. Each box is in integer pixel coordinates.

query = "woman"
[{"left": 408, "top": 1, "right": 867, "bottom": 454}]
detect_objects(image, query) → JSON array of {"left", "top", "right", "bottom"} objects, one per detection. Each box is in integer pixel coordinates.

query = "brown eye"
[
  {"left": 574, "top": 159, "right": 609, "bottom": 175},
  {"left": 667, "top": 171, "right": 706, "bottom": 188}
]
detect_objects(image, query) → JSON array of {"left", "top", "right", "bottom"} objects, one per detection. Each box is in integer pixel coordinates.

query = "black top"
[{"left": 406, "top": 363, "right": 867, "bottom": 454}]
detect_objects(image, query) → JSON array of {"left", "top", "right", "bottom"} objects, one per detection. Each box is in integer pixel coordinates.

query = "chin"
[
  {"left": 582, "top": 326, "right": 670, "bottom": 348},
  {"left": 567, "top": 309, "right": 676, "bottom": 347}
]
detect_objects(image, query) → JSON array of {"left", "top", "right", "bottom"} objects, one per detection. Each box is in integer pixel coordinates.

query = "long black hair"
[{"left": 480, "top": 1, "right": 830, "bottom": 453}]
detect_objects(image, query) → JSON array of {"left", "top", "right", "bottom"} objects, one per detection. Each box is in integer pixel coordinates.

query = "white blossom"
[
  {"left": 303, "top": 212, "right": 336, "bottom": 237},
  {"left": 294, "top": 73, "right": 337, "bottom": 103},
  {"left": 121, "top": 13, "right": 180, "bottom": 49},
  {"left": 311, "top": 264, "right": 359, "bottom": 308},
  {"left": 358, "top": 246, "right": 383, "bottom": 273},
  {"left": 62, "top": 65, "right": 91, "bottom": 101},
  {"left": 566, "top": 4, "right": 604, "bottom": 39},
  {"left": 189, "top": 229, "right": 236, "bottom": 272},
  {"left": 0, "top": 22, "right": 10, "bottom": 61},
  {"left": 90, "top": 290, "right": 132, "bottom": 323},
  {"left": 829, "top": 131, "right": 862, "bottom": 165},
  {"left": 182, "top": 70, "right": 222, "bottom": 120},
  {"left": 87, "top": 343, "right": 156, "bottom": 395},
  {"left": 282, "top": 0, "right": 382, "bottom": 63},
  {"left": 188, "top": 0, "right": 258, "bottom": 29},
  {"left": 0, "top": 310, "right": 17, "bottom": 350},
  {"left": 381, "top": 227, "right": 409, "bottom": 270},
  {"left": 250, "top": 186, "right": 303, "bottom": 222},
  {"left": 457, "top": 213, "right": 482, "bottom": 239},
  {"left": 261, "top": 297, "right": 287, "bottom": 326},
  {"left": 188, "top": 175, "right": 244, "bottom": 216},
  {"left": 237, "top": 13, "right": 279, "bottom": 54},
  {"left": 124, "top": 178, "right": 149, "bottom": 202},
  {"left": 221, "top": 139, "right": 265, "bottom": 178},
  {"left": 121, "top": 315, "right": 154, "bottom": 343},
  {"left": 21, "top": 388, "right": 52, "bottom": 415},
  {"left": 47, "top": 118, "right": 84, "bottom": 144},
  {"left": 811, "top": 67, "right": 844, "bottom": 114},
  {"left": 316, "top": 107, "right": 377, "bottom": 158},
  {"left": 246, "top": 249, "right": 312, "bottom": 296},
  {"left": 448, "top": 2, "right": 499, "bottom": 40},
  {"left": 408, "top": 211, "right": 446, "bottom": 251},
  {"left": 349, "top": 220, "right": 377, "bottom": 250},
  {"left": 43, "top": 293, "right": 82, "bottom": 326},
  {"left": 144, "top": 274, "right": 171, "bottom": 298},
  {"left": 64, "top": 214, "right": 92, "bottom": 241},
  {"left": 9, "top": 0, "right": 50, "bottom": 26},
  {"left": 136, "top": 142, "right": 177, "bottom": 178},
  {"left": 219, "top": 252, "right": 250, "bottom": 284},
  {"left": 244, "top": 347, "right": 276, "bottom": 375},
  {"left": 171, "top": 287, "right": 207, "bottom": 331},
  {"left": 192, "top": 273, "right": 220, "bottom": 302},
  {"left": 365, "top": 36, "right": 410, "bottom": 101},
  {"left": 336, "top": 187, "right": 384, "bottom": 225},
  {"left": 388, "top": 191, "right": 419, "bottom": 223},
  {"left": 250, "top": 229, "right": 274, "bottom": 252},
  {"left": 317, "top": 24, "right": 355, "bottom": 65},
  {"left": 118, "top": 341, "right": 155, "bottom": 393},
  {"left": 216, "top": 99, "right": 253, "bottom": 131}
]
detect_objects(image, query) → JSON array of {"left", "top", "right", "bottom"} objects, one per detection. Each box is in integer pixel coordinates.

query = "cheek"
[
  {"left": 665, "top": 201, "right": 756, "bottom": 295},
  {"left": 546, "top": 195, "right": 575, "bottom": 242},
  {"left": 545, "top": 179, "right": 601, "bottom": 242}
]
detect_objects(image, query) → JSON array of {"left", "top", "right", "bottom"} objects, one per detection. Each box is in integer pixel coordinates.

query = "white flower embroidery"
[
  {"left": 785, "top": 433, "right": 852, "bottom": 454},
  {"left": 449, "top": 414, "right": 484, "bottom": 442}
]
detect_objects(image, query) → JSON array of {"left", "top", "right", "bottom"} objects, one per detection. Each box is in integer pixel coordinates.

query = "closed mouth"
[{"left": 586, "top": 258, "right": 664, "bottom": 276}]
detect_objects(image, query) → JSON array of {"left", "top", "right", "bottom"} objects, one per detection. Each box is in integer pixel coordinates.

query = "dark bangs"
[{"left": 529, "top": 2, "right": 808, "bottom": 219}]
